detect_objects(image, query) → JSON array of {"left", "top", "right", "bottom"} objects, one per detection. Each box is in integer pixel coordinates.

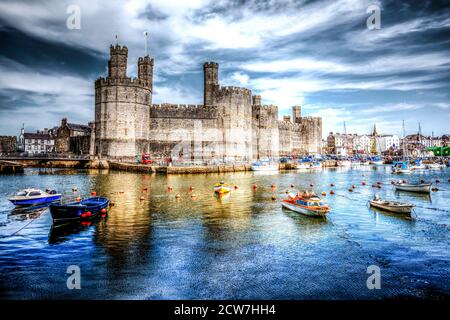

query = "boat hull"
[
  {"left": 394, "top": 183, "right": 432, "bottom": 193},
  {"left": 282, "top": 201, "right": 328, "bottom": 217},
  {"left": 9, "top": 195, "right": 62, "bottom": 206},
  {"left": 251, "top": 165, "right": 278, "bottom": 171},
  {"left": 50, "top": 197, "right": 109, "bottom": 225},
  {"left": 369, "top": 200, "right": 414, "bottom": 214}
]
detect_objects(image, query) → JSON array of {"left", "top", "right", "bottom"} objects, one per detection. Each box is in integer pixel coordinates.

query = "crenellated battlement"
[
  {"left": 110, "top": 44, "right": 128, "bottom": 55},
  {"left": 204, "top": 61, "right": 219, "bottom": 68},
  {"left": 95, "top": 77, "right": 151, "bottom": 89},
  {"left": 215, "top": 86, "right": 252, "bottom": 98},
  {"left": 138, "top": 56, "right": 154, "bottom": 65},
  {"left": 150, "top": 103, "right": 219, "bottom": 119}
]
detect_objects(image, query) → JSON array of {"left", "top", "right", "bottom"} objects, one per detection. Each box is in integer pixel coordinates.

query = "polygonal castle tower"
[{"left": 94, "top": 44, "right": 153, "bottom": 160}]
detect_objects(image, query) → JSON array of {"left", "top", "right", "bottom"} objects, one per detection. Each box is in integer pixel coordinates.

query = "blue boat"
[
  {"left": 49, "top": 196, "right": 110, "bottom": 225},
  {"left": 8, "top": 188, "right": 62, "bottom": 206}
]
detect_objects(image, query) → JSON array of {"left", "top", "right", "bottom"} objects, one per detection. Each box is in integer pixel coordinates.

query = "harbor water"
[{"left": 1, "top": 166, "right": 450, "bottom": 299}]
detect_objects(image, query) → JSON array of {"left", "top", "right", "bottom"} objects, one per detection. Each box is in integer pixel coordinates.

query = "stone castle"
[{"left": 94, "top": 44, "right": 322, "bottom": 162}]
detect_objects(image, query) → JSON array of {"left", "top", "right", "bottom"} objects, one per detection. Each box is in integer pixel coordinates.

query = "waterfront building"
[
  {"left": 93, "top": 44, "right": 322, "bottom": 162},
  {"left": 353, "top": 134, "right": 371, "bottom": 154},
  {"left": 23, "top": 130, "right": 55, "bottom": 154},
  {"left": 0, "top": 136, "right": 17, "bottom": 155},
  {"left": 326, "top": 132, "right": 353, "bottom": 156},
  {"left": 54, "top": 118, "right": 91, "bottom": 155},
  {"left": 377, "top": 134, "right": 400, "bottom": 153}
]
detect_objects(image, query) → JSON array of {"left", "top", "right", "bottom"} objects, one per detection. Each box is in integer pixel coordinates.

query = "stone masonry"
[{"left": 94, "top": 44, "right": 322, "bottom": 161}]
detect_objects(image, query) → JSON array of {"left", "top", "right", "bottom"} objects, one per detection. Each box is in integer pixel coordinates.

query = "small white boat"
[
  {"left": 391, "top": 161, "right": 411, "bottom": 174},
  {"left": 371, "top": 160, "right": 384, "bottom": 165},
  {"left": 393, "top": 181, "right": 432, "bottom": 193},
  {"left": 351, "top": 161, "right": 361, "bottom": 166},
  {"left": 369, "top": 195, "right": 414, "bottom": 214},
  {"left": 295, "top": 162, "right": 310, "bottom": 170},
  {"left": 251, "top": 160, "right": 278, "bottom": 171},
  {"left": 338, "top": 160, "right": 352, "bottom": 167},
  {"left": 308, "top": 161, "right": 322, "bottom": 170},
  {"left": 360, "top": 161, "right": 370, "bottom": 166},
  {"left": 426, "top": 162, "right": 442, "bottom": 170},
  {"left": 9, "top": 188, "right": 62, "bottom": 206}
]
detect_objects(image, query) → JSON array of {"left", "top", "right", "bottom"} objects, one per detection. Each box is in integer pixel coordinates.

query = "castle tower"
[
  {"left": 138, "top": 55, "right": 154, "bottom": 93},
  {"left": 292, "top": 106, "right": 301, "bottom": 123},
  {"left": 108, "top": 45, "right": 128, "bottom": 79},
  {"left": 95, "top": 44, "right": 151, "bottom": 160},
  {"left": 203, "top": 62, "right": 219, "bottom": 107},
  {"left": 252, "top": 95, "right": 261, "bottom": 106}
]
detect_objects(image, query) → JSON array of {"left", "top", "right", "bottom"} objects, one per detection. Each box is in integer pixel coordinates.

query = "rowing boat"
[
  {"left": 393, "top": 181, "right": 432, "bottom": 193},
  {"left": 369, "top": 196, "right": 414, "bottom": 214}
]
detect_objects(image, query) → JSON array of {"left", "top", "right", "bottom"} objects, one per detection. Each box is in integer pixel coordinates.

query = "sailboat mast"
[{"left": 402, "top": 120, "right": 406, "bottom": 160}]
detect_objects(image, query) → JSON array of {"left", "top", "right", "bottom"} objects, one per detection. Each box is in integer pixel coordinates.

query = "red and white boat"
[{"left": 282, "top": 191, "right": 331, "bottom": 217}]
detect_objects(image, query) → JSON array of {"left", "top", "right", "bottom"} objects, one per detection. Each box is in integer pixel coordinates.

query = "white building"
[
  {"left": 353, "top": 134, "right": 371, "bottom": 154},
  {"left": 378, "top": 134, "right": 400, "bottom": 153},
  {"left": 24, "top": 130, "right": 55, "bottom": 154}
]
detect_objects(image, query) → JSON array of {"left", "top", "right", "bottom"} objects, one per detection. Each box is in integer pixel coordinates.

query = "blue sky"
[{"left": 0, "top": 0, "right": 449, "bottom": 138}]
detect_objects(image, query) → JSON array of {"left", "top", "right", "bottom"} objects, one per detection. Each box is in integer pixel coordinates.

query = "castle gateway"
[{"left": 94, "top": 44, "right": 322, "bottom": 162}]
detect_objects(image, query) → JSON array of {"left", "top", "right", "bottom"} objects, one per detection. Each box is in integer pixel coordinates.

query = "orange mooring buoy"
[
  {"left": 76, "top": 196, "right": 81, "bottom": 202},
  {"left": 191, "top": 194, "right": 197, "bottom": 198},
  {"left": 352, "top": 185, "right": 356, "bottom": 189},
  {"left": 362, "top": 182, "right": 366, "bottom": 186},
  {"left": 100, "top": 208, "right": 107, "bottom": 214},
  {"left": 330, "top": 183, "right": 334, "bottom": 187},
  {"left": 271, "top": 195, "right": 276, "bottom": 201},
  {"left": 321, "top": 191, "right": 326, "bottom": 196},
  {"left": 252, "top": 184, "right": 257, "bottom": 189},
  {"left": 168, "top": 186, "right": 173, "bottom": 192},
  {"left": 330, "top": 190, "right": 335, "bottom": 195},
  {"left": 234, "top": 185, "right": 238, "bottom": 189},
  {"left": 432, "top": 187, "right": 438, "bottom": 192},
  {"left": 91, "top": 191, "right": 97, "bottom": 196},
  {"left": 378, "top": 185, "right": 382, "bottom": 189},
  {"left": 348, "top": 188, "right": 353, "bottom": 192},
  {"left": 271, "top": 184, "right": 276, "bottom": 189},
  {"left": 189, "top": 186, "right": 194, "bottom": 191}
]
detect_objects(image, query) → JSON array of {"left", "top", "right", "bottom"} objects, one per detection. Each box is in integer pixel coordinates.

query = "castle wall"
[
  {"left": 278, "top": 113, "right": 322, "bottom": 156},
  {"left": 252, "top": 104, "right": 279, "bottom": 159},
  {"left": 148, "top": 104, "right": 221, "bottom": 160},
  {"left": 213, "top": 86, "right": 254, "bottom": 161}
]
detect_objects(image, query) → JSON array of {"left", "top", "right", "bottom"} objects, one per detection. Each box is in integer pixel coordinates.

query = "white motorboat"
[
  {"left": 393, "top": 181, "right": 432, "bottom": 193},
  {"left": 282, "top": 191, "right": 331, "bottom": 217},
  {"left": 251, "top": 162, "right": 279, "bottom": 171},
  {"left": 369, "top": 195, "right": 414, "bottom": 214},
  {"left": 426, "top": 162, "right": 442, "bottom": 170},
  {"left": 338, "top": 160, "right": 352, "bottom": 167},
  {"left": 371, "top": 159, "right": 384, "bottom": 165},
  {"left": 391, "top": 161, "right": 411, "bottom": 174},
  {"left": 308, "top": 161, "right": 322, "bottom": 170},
  {"left": 296, "top": 162, "right": 310, "bottom": 170}
]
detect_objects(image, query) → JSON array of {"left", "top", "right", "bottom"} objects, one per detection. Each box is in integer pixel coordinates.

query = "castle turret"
[
  {"left": 292, "top": 106, "right": 301, "bottom": 123},
  {"left": 108, "top": 45, "right": 128, "bottom": 79},
  {"left": 252, "top": 95, "right": 261, "bottom": 106},
  {"left": 138, "top": 55, "right": 154, "bottom": 92},
  {"left": 203, "top": 62, "right": 219, "bottom": 107}
]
